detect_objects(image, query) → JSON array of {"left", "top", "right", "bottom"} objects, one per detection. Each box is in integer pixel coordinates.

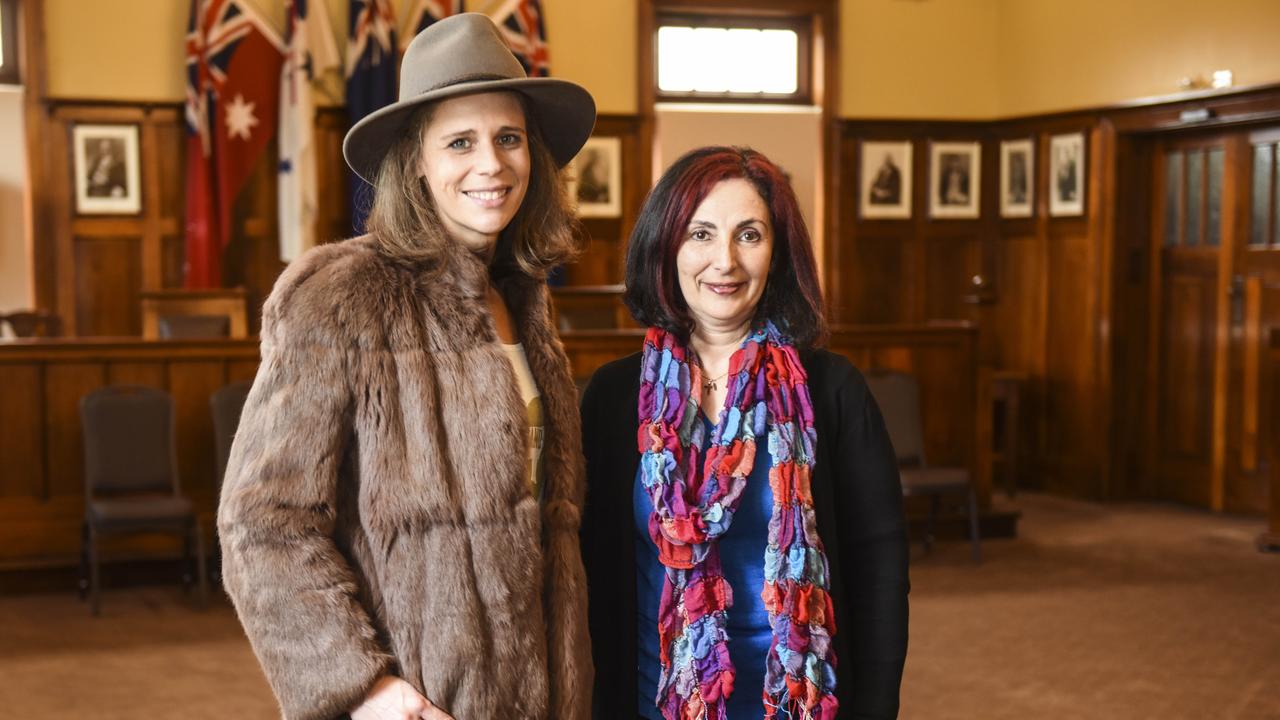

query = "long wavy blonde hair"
[{"left": 364, "top": 94, "right": 584, "bottom": 279}]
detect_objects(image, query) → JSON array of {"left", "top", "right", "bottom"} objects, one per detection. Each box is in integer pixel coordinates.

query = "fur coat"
[{"left": 218, "top": 235, "right": 593, "bottom": 720}]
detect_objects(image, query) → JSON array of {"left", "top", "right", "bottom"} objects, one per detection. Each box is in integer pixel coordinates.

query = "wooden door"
[
  {"left": 1145, "top": 134, "right": 1236, "bottom": 508},
  {"left": 1227, "top": 129, "right": 1280, "bottom": 513}
]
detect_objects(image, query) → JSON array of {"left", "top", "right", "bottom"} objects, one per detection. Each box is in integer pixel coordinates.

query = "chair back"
[
  {"left": 80, "top": 385, "right": 178, "bottom": 496},
  {"left": 158, "top": 314, "right": 231, "bottom": 339},
  {"left": 864, "top": 369, "right": 927, "bottom": 467},
  {"left": 211, "top": 380, "right": 252, "bottom": 487},
  {"left": 1, "top": 310, "right": 61, "bottom": 338}
]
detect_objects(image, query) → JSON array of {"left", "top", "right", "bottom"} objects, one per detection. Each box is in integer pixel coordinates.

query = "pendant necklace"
[{"left": 701, "top": 368, "right": 730, "bottom": 393}]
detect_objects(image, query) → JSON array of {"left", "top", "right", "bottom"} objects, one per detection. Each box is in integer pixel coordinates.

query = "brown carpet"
[
  {"left": 903, "top": 493, "right": 1280, "bottom": 720},
  {"left": 0, "top": 493, "right": 1276, "bottom": 719}
]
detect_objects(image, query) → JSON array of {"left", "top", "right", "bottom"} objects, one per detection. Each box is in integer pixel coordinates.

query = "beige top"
[{"left": 502, "top": 342, "right": 545, "bottom": 499}]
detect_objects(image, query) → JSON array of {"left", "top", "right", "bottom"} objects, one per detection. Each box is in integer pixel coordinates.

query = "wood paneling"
[
  {"left": 836, "top": 86, "right": 1280, "bottom": 508},
  {"left": 73, "top": 236, "right": 142, "bottom": 336},
  {"left": 28, "top": 102, "right": 646, "bottom": 336},
  {"left": 1262, "top": 328, "right": 1280, "bottom": 550},
  {"left": 0, "top": 364, "right": 44, "bottom": 499},
  {"left": 0, "top": 323, "right": 982, "bottom": 570},
  {"left": 0, "top": 339, "right": 260, "bottom": 569},
  {"left": 562, "top": 322, "right": 988, "bottom": 503},
  {"left": 565, "top": 114, "right": 649, "bottom": 286},
  {"left": 834, "top": 120, "right": 992, "bottom": 328}
]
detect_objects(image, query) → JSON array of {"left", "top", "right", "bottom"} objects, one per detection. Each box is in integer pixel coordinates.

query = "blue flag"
[{"left": 345, "top": 0, "right": 397, "bottom": 233}]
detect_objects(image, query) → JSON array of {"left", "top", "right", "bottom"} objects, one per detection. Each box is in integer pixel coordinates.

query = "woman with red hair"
[{"left": 580, "top": 146, "right": 909, "bottom": 719}]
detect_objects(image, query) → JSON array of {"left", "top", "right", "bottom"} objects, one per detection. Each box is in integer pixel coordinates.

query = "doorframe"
[{"left": 1111, "top": 91, "right": 1280, "bottom": 510}]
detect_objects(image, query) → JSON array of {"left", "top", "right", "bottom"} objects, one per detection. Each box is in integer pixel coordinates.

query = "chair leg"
[
  {"left": 182, "top": 528, "right": 194, "bottom": 593},
  {"left": 78, "top": 521, "right": 90, "bottom": 601},
  {"left": 925, "top": 494, "right": 939, "bottom": 554},
  {"left": 192, "top": 519, "right": 209, "bottom": 611},
  {"left": 88, "top": 526, "right": 102, "bottom": 617},
  {"left": 967, "top": 487, "right": 983, "bottom": 564}
]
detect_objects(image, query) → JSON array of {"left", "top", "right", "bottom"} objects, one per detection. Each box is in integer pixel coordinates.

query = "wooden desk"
[
  {"left": 550, "top": 285, "right": 634, "bottom": 331},
  {"left": 139, "top": 289, "right": 249, "bottom": 339}
]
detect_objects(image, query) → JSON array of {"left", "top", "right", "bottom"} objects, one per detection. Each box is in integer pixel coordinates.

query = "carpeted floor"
[{"left": 0, "top": 493, "right": 1276, "bottom": 719}]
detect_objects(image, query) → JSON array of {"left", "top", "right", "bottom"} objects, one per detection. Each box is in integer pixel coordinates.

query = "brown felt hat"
[{"left": 342, "top": 13, "right": 596, "bottom": 184}]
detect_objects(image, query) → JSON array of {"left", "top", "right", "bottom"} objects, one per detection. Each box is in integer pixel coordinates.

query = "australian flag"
[
  {"left": 490, "top": 0, "right": 549, "bottom": 77},
  {"left": 184, "top": 0, "right": 284, "bottom": 288},
  {"left": 403, "top": 0, "right": 461, "bottom": 46},
  {"left": 345, "top": 0, "right": 397, "bottom": 232}
]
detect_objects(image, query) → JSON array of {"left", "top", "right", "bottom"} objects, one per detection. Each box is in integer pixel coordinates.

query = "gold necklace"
[{"left": 700, "top": 367, "right": 730, "bottom": 393}]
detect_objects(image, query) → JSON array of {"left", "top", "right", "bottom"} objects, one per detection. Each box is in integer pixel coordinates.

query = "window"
[
  {"left": 1164, "top": 145, "right": 1225, "bottom": 249},
  {"left": 1251, "top": 142, "right": 1280, "bottom": 249},
  {"left": 0, "top": 0, "right": 18, "bottom": 86},
  {"left": 655, "top": 13, "right": 811, "bottom": 104}
]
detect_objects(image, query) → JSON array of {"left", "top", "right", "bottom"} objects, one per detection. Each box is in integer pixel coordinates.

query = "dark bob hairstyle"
[{"left": 623, "top": 145, "right": 828, "bottom": 348}]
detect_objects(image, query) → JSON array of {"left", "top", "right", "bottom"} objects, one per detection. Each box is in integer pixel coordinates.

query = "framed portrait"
[
  {"left": 1000, "top": 138, "right": 1034, "bottom": 218},
  {"left": 567, "top": 136, "right": 622, "bottom": 218},
  {"left": 859, "top": 141, "right": 912, "bottom": 219},
  {"left": 72, "top": 123, "right": 142, "bottom": 215},
  {"left": 929, "top": 141, "right": 981, "bottom": 219},
  {"left": 1049, "top": 132, "right": 1086, "bottom": 217}
]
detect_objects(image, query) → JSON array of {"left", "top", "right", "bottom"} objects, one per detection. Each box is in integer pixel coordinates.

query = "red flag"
[{"left": 185, "top": 0, "right": 284, "bottom": 288}]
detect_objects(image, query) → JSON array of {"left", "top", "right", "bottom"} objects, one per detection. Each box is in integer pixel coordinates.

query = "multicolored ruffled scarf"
[{"left": 637, "top": 322, "right": 839, "bottom": 720}]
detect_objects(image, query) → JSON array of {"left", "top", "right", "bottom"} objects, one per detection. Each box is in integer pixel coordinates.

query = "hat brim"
[{"left": 342, "top": 77, "right": 597, "bottom": 185}]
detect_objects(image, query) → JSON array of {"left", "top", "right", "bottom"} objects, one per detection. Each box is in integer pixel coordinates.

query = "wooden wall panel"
[
  {"left": 564, "top": 114, "right": 649, "bottom": 286},
  {"left": 562, "top": 323, "right": 986, "bottom": 502},
  {"left": 834, "top": 120, "right": 993, "bottom": 328},
  {"left": 36, "top": 104, "right": 186, "bottom": 337},
  {"left": 43, "top": 363, "right": 105, "bottom": 498},
  {"left": 30, "top": 104, "right": 646, "bottom": 338},
  {"left": 168, "top": 360, "right": 227, "bottom": 504},
  {"left": 316, "top": 111, "right": 354, "bottom": 244},
  {"left": 73, "top": 236, "right": 142, "bottom": 336},
  {"left": 981, "top": 235, "right": 1044, "bottom": 371},
  {"left": 1041, "top": 230, "right": 1103, "bottom": 496},
  {"left": 0, "top": 365, "right": 45, "bottom": 499},
  {"left": 0, "top": 340, "right": 260, "bottom": 569},
  {"left": 105, "top": 361, "right": 166, "bottom": 387},
  {"left": 0, "top": 326, "right": 971, "bottom": 570},
  {"left": 836, "top": 114, "right": 1130, "bottom": 501},
  {"left": 841, "top": 234, "right": 909, "bottom": 323},
  {"left": 922, "top": 235, "right": 980, "bottom": 322}
]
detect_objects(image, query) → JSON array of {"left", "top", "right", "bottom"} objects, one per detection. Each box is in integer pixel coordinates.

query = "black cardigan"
[{"left": 580, "top": 348, "right": 910, "bottom": 720}]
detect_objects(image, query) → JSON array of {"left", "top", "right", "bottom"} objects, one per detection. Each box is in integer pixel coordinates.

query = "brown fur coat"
[{"left": 218, "top": 236, "right": 592, "bottom": 720}]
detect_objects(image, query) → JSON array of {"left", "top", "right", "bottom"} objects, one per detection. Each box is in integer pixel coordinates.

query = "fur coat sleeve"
[{"left": 218, "top": 247, "right": 393, "bottom": 720}]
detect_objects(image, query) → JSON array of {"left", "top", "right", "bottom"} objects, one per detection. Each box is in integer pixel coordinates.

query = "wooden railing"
[
  {"left": 0, "top": 338, "right": 259, "bottom": 569},
  {"left": 562, "top": 322, "right": 986, "bottom": 502},
  {"left": 0, "top": 322, "right": 986, "bottom": 570}
]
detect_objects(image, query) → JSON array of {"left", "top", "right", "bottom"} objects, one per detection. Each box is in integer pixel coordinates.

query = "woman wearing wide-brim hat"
[{"left": 219, "top": 13, "right": 596, "bottom": 720}]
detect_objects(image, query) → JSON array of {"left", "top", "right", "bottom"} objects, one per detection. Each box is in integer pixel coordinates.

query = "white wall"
[
  {"left": 655, "top": 105, "right": 822, "bottom": 237},
  {"left": 655, "top": 106, "right": 824, "bottom": 276},
  {"left": 0, "top": 86, "right": 29, "bottom": 326}
]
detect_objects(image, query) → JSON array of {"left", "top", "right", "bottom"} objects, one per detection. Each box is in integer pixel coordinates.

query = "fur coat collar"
[{"left": 219, "top": 236, "right": 592, "bottom": 720}]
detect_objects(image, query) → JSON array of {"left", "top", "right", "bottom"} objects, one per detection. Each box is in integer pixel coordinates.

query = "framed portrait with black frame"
[
  {"left": 71, "top": 123, "right": 142, "bottom": 216},
  {"left": 929, "top": 141, "right": 981, "bottom": 219},
  {"left": 1049, "top": 132, "right": 1086, "bottom": 217},
  {"left": 567, "top": 136, "right": 622, "bottom": 218},
  {"left": 1000, "top": 138, "right": 1034, "bottom": 218},
  {"left": 859, "top": 140, "right": 912, "bottom": 220}
]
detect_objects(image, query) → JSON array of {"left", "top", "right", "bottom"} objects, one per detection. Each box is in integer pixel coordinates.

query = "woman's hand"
[{"left": 351, "top": 675, "right": 454, "bottom": 720}]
